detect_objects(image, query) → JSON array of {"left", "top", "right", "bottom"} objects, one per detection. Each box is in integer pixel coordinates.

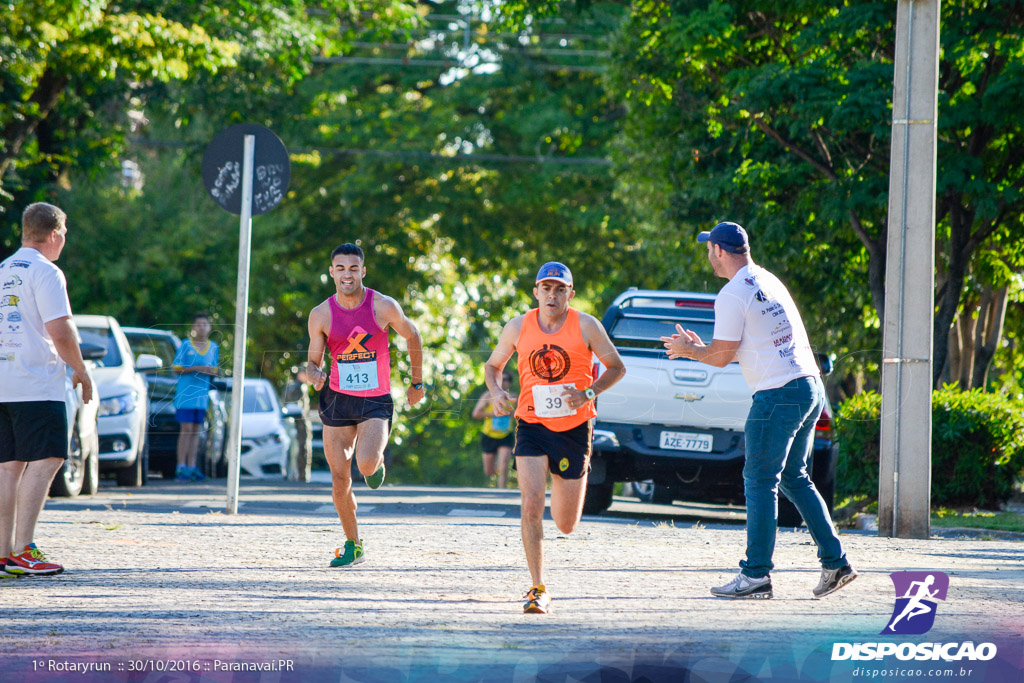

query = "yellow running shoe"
[{"left": 523, "top": 585, "right": 551, "bottom": 614}]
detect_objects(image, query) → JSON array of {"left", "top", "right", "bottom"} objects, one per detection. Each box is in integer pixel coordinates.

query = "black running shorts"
[
  {"left": 481, "top": 432, "right": 514, "bottom": 453},
  {"left": 512, "top": 420, "right": 592, "bottom": 480},
  {"left": 318, "top": 384, "right": 394, "bottom": 429},
  {"left": 0, "top": 401, "right": 68, "bottom": 463}
]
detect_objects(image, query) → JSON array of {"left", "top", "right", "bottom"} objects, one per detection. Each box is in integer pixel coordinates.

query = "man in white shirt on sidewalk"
[
  {"left": 0, "top": 202, "right": 93, "bottom": 578},
  {"left": 662, "top": 221, "right": 856, "bottom": 599}
]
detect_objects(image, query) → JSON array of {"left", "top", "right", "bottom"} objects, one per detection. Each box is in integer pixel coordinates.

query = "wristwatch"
[
  {"left": 411, "top": 382, "right": 424, "bottom": 390},
  {"left": 584, "top": 387, "right": 596, "bottom": 401}
]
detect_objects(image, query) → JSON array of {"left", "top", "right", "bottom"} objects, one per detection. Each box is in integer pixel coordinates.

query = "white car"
[
  {"left": 73, "top": 314, "right": 162, "bottom": 487},
  {"left": 50, "top": 342, "right": 105, "bottom": 497},
  {"left": 223, "top": 378, "right": 293, "bottom": 478}
]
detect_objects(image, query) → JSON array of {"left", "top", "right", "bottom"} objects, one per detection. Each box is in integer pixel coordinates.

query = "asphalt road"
[
  {"left": 6, "top": 476, "right": 1023, "bottom": 683},
  {"left": 43, "top": 471, "right": 750, "bottom": 527}
]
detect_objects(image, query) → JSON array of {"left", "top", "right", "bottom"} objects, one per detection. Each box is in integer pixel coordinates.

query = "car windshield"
[
  {"left": 610, "top": 316, "right": 715, "bottom": 347},
  {"left": 242, "top": 384, "right": 277, "bottom": 414},
  {"left": 124, "top": 332, "right": 178, "bottom": 371},
  {"left": 77, "top": 326, "right": 123, "bottom": 367}
]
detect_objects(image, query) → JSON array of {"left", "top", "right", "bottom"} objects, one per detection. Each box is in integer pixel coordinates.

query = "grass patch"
[{"left": 931, "top": 508, "right": 1024, "bottom": 533}]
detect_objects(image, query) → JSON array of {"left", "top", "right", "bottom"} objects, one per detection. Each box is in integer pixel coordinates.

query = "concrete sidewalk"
[{"left": 4, "top": 480, "right": 1022, "bottom": 682}]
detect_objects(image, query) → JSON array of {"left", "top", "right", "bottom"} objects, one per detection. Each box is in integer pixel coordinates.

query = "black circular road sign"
[{"left": 201, "top": 123, "right": 290, "bottom": 215}]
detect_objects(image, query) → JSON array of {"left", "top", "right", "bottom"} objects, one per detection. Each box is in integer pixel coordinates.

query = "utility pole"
[{"left": 879, "top": 0, "right": 940, "bottom": 538}]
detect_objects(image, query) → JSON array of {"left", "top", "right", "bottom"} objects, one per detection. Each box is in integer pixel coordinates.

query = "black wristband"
[{"left": 411, "top": 382, "right": 424, "bottom": 390}]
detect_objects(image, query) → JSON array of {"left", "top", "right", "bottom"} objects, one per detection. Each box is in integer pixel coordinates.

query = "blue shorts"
[{"left": 175, "top": 408, "right": 205, "bottom": 424}]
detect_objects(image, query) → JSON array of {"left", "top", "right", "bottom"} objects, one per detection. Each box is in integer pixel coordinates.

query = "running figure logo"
[
  {"left": 529, "top": 344, "right": 571, "bottom": 382},
  {"left": 882, "top": 571, "right": 949, "bottom": 635}
]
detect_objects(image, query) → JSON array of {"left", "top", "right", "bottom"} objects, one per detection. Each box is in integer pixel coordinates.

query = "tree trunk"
[
  {"left": 944, "top": 312, "right": 961, "bottom": 385},
  {"left": 932, "top": 204, "right": 974, "bottom": 388},
  {"left": 848, "top": 210, "right": 887, "bottom": 317},
  {"left": 0, "top": 67, "right": 69, "bottom": 184},
  {"left": 956, "top": 302, "right": 977, "bottom": 388},
  {"left": 971, "top": 284, "right": 1008, "bottom": 389}
]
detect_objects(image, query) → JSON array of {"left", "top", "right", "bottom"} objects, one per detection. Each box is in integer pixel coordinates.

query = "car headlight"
[
  {"left": 98, "top": 392, "right": 137, "bottom": 417},
  {"left": 250, "top": 433, "right": 283, "bottom": 447}
]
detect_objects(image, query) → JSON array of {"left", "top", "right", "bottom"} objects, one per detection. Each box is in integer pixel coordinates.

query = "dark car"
[
  {"left": 122, "top": 327, "right": 228, "bottom": 479},
  {"left": 585, "top": 289, "right": 838, "bottom": 527}
]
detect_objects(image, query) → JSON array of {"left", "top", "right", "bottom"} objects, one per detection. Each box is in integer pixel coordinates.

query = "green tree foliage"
[
  {"left": 0, "top": 1, "right": 419, "bottom": 255},
  {"left": 835, "top": 387, "right": 1024, "bottom": 508},
  {"left": 505, "top": 0, "right": 1024, "bottom": 395},
  {"left": 53, "top": 1, "right": 637, "bottom": 484}
]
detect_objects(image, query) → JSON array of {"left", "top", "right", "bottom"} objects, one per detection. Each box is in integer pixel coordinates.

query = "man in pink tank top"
[
  {"left": 484, "top": 262, "right": 625, "bottom": 613},
  {"left": 306, "top": 243, "right": 425, "bottom": 568}
]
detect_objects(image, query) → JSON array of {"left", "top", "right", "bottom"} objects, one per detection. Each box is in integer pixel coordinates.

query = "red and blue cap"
[
  {"left": 697, "top": 221, "right": 750, "bottom": 254},
  {"left": 535, "top": 261, "right": 573, "bottom": 286}
]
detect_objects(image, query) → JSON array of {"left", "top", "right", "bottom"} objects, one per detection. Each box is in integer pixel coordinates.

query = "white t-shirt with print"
[
  {"left": 0, "top": 247, "right": 73, "bottom": 402},
  {"left": 712, "top": 264, "right": 819, "bottom": 393}
]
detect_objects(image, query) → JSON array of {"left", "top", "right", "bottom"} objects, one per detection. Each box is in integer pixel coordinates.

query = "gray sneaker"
[
  {"left": 711, "top": 572, "right": 773, "bottom": 599},
  {"left": 813, "top": 564, "right": 857, "bottom": 598}
]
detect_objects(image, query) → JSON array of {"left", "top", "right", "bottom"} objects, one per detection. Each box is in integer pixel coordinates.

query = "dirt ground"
[{"left": 4, "top": 480, "right": 1022, "bottom": 682}]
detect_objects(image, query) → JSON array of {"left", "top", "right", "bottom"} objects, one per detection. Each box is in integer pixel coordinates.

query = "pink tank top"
[{"left": 327, "top": 289, "right": 391, "bottom": 397}]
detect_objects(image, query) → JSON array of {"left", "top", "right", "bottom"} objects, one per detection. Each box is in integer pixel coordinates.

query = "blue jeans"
[{"left": 740, "top": 376, "right": 847, "bottom": 578}]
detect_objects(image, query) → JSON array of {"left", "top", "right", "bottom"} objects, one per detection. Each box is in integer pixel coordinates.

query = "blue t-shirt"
[{"left": 173, "top": 339, "right": 219, "bottom": 409}]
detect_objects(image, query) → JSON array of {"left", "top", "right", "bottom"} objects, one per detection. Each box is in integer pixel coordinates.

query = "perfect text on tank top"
[
  {"left": 515, "top": 308, "right": 596, "bottom": 432},
  {"left": 327, "top": 288, "right": 391, "bottom": 397}
]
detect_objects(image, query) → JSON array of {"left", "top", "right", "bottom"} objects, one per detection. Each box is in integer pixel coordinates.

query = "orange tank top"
[{"left": 514, "top": 308, "right": 596, "bottom": 432}]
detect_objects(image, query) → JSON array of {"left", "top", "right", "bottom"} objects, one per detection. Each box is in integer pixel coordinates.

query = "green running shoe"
[
  {"left": 330, "top": 540, "right": 364, "bottom": 568},
  {"left": 364, "top": 463, "right": 385, "bottom": 489}
]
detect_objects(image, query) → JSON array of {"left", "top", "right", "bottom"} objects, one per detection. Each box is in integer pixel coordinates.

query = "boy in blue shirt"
[{"left": 172, "top": 313, "right": 219, "bottom": 481}]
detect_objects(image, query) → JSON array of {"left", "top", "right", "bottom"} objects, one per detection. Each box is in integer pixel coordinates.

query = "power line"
[
  {"left": 127, "top": 138, "right": 611, "bottom": 167},
  {"left": 347, "top": 41, "right": 610, "bottom": 58},
  {"left": 312, "top": 55, "right": 606, "bottom": 72}
]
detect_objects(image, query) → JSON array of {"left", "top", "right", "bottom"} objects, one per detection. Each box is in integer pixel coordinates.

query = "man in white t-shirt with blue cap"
[{"left": 662, "top": 221, "right": 856, "bottom": 599}]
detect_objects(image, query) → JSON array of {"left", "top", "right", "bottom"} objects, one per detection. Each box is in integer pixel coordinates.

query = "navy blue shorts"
[
  {"left": 0, "top": 401, "right": 68, "bottom": 463},
  {"left": 175, "top": 408, "right": 206, "bottom": 424},
  {"left": 513, "top": 420, "right": 592, "bottom": 480},
  {"left": 481, "top": 432, "right": 514, "bottom": 452}
]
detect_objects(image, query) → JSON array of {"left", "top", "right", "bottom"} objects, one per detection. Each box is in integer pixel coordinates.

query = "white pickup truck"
[{"left": 584, "top": 289, "right": 837, "bottom": 527}]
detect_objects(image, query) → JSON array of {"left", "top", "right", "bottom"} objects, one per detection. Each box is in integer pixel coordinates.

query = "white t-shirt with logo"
[
  {"left": 0, "top": 247, "right": 73, "bottom": 402},
  {"left": 712, "top": 264, "right": 819, "bottom": 392}
]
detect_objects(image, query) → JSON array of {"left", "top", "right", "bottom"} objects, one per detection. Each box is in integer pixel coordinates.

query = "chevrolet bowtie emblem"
[{"left": 675, "top": 393, "right": 704, "bottom": 402}]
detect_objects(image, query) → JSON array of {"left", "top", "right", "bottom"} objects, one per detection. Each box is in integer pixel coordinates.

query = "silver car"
[
  {"left": 49, "top": 342, "right": 105, "bottom": 497},
  {"left": 73, "top": 315, "right": 162, "bottom": 487}
]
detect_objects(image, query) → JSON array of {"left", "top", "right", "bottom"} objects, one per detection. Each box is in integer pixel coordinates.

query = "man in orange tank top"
[
  {"left": 484, "top": 262, "right": 625, "bottom": 613},
  {"left": 306, "top": 243, "right": 425, "bottom": 568}
]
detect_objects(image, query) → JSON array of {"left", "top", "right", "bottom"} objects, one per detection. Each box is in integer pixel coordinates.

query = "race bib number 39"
[
  {"left": 532, "top": 383, "right": 577, "bottom": 418},
  {"left": 337, "top": 361, "right": 379, "bottom": 392}
]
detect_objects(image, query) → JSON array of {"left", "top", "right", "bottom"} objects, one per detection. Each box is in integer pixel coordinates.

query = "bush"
[{"left": 836, "top": 387, "right": 1024, "bottom": 508}]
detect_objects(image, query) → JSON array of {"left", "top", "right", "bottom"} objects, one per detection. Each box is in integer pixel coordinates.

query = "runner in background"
[{"left": 472, "top": 370, "right": 515, "bottom": 488}]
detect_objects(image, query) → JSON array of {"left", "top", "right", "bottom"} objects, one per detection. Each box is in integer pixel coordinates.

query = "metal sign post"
[
  {"left": 202, "top": 124, "right": 290, "bottom": 514},
  {"left": 223, "top": 135, "right": 255, "bottom": 513}
]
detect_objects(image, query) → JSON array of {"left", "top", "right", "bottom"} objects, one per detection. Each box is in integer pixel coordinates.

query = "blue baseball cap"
[
  {"left": 535, "top": 261, "right": 573, "bottom": 286},
  {"left": 697, "top": 222, "right": 750, "bottom": 254}
]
